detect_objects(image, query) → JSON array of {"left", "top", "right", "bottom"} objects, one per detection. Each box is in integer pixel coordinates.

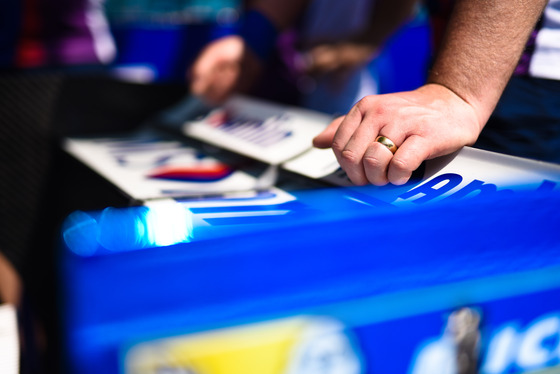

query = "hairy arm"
[
  {"left": 428, "top": 0, "right": 548, "bottom": 127},
  {"left": 313, "top": 0, "right": 548, "bottom": 186}
]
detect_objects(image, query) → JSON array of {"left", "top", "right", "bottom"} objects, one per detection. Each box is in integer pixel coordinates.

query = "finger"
[
  {"left": 310, "top": 46, "right": 339, "bottom": 73},
  {"left": 306, "top": 45, "right": 327, "bottom": 72},
  {"left": 331, "top": 108, "right": 371, "bottom": 184},
  {"left": 360, "top": 124, "right": 408, "bottom": 185},
  {"left": 362, "top": 141, "right": 394, "bottom": 185},
  {"left": 388, "top": 135, "right": 430, "bottom": 185},
  {"left": 313, "top": 116, "right": 345, "bottom": 148},
  {"left": 330, "top": 100, "right": 369, "bottom": 156},
  {"left": 195, "top": 79, "right": 223, "bottom": 105},
  {"left": 191, "top": 65, "right": 230, "bottom": 103},
  {"left": 190, "top": 68, "right": 211, "bottom": 98},
  {"left": 339, "top": 109, "right": 384, "bottom": 184},
  {"left": 189, "top": 51, "right": 218, "bottom": 95}
]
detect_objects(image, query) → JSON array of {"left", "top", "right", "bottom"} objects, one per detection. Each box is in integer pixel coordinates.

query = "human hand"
[
  {"left": 189, "top": 35, "right": 263, "bottom": 105},
  {"left": 0, "top": 251, "right": 21, "bottom": 306},
  {"left": 304, "top": 42, "right": 376, "bottom": 76},
  {"left": 312, "top": 84, "right": 483, "bottom": 186}
]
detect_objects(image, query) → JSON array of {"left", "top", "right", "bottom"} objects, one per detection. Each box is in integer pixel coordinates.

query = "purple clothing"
[
  {"left": 513, "top": 0, "right": 559, "bottom": 80},
  {"left": 1, "top": 0, "right": 115, "bottom": 68},
  {"left": 514, "top": 23, "right": 542, "bottom": 76}
]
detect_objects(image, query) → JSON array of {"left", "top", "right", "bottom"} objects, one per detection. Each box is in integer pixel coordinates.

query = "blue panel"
[
  {"left": 59, "top": 187, "right": 560, "bottom": 373},
  {"left": 376, "top": 9, "right": 432, "bottom": 94},
  {"left": 110, "top": 23, "right": 236, "bottom": 82}
]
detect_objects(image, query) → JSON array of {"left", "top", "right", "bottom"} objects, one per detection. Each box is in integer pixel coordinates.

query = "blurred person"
[
  {"left": 189, "top": 0, "right": 421, "bottom": 113},
  {"left": 189, "top": 0, "right": 307, "bottom": 105},
  {"left": 312, "top": 0, "right": 555, "bottom": 187},
  {"left": 290, "top": 0, "right": 421, "bottom": 114}
]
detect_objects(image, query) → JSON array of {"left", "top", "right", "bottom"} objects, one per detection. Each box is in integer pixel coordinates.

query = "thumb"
[{"left": 313, "top": 115, "right": 345, "bottom": 148}]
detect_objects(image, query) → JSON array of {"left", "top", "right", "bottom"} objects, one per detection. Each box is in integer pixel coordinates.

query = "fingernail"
[{"left": 393, "top": 177, "right": 409, "bottom": 186}]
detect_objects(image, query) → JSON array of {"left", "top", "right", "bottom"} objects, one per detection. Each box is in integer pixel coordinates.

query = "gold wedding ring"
[{"left": 375, "top": 136, "right": 398, "bottom": 154}]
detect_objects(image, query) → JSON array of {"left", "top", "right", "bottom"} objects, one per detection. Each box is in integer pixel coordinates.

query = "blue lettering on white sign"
[
  {"left": 537, "top": 180, "right": 558, "bottom": 192},
  {"left": 398, "top": 174, "right": 558, "bottom": 204},
  {"left": 399, "top": 173, "right": 463, "bottom": 204},
  {"left": 444, "top": 180, "right": 513, "bottom": 201}
]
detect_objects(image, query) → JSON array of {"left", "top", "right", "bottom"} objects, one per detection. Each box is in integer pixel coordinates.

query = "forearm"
[{"left": 427, "top": 0, "right": 547, "bottom": 128}]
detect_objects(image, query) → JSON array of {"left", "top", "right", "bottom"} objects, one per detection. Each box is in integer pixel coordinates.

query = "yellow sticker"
[{"left": 124, "top": 316, "right": 362, "bottom": 374}]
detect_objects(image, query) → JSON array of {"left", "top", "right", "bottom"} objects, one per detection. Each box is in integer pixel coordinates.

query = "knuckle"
[
  {"left": 340, "top": 149, "right": 360, "bottom": 164},
  {"left": 356, "top": 95, "right": 384, "bottom": 116},
  {"left": 357, "top": 95, "right": 374, "bottom": 108},
  {"left": 363, "top": 153, "right": 389, "bottom": 186},
  {"left": 390, "top": 156, "right": 411, "bottom": 174},
  {"left": 331, "top": 140, "right": 346, "bottom": 153},
  {"left": 363, "top": 154, "right": 384, "bottom": 169}
]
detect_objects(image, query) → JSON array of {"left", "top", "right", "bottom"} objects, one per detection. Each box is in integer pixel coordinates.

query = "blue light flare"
[{"left": 62, "top": 202, "right": 193, "bottom": 256}]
